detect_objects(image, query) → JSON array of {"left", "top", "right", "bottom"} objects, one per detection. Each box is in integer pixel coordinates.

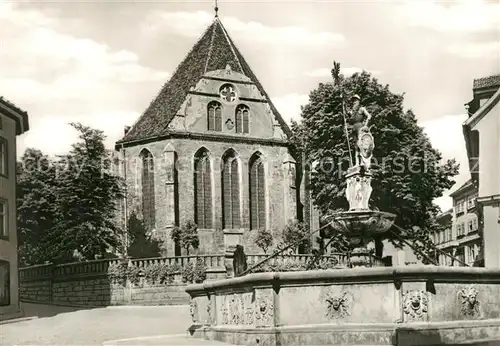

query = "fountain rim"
[
  {"left": 327, "top": 209, "right": 397, "bottom": 220},
  {"left": 185, "top": 266, "right": 500, "bottom": 295}
]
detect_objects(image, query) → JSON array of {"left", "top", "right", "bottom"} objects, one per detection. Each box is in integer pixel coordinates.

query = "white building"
[
  {"left": 0, "top": 97, "right": 30, "bottom": 320},
  {"left": 463, "top": 74, "right": 500, "bottom": 268},
  {"left": 433, "top": 180, "right": 481, "bottom": 266}
]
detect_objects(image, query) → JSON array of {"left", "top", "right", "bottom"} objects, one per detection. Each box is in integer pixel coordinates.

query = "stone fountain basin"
[
  {"left": 186, "top": 267, "right": 500, "bottom": 345},
  {"left": 322, "top": 210, "right": 396, "bottom": 239}
]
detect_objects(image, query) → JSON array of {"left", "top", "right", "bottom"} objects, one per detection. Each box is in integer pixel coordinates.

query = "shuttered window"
[
  {"left": 0, "top": 260, "right": 10, "bottom": 306},
  {"left": 141, "top": 150, "right": 156, "bottom": 231},
  {"left": 194, "top": 151, "right": 212, "bottom": 228},
  {"left": 0, "top": 138, "right": 7, "bottom": 177},
  {"left": 0, "top": 200, "right": 7, "bottom": 239},
  {"left": 249, "top": 155, "right": 265, "bottom": 229},
  {"left": 222, "top": 151, "right": 240, "bottom": 229}
]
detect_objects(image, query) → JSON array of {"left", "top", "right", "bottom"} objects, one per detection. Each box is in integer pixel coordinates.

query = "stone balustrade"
[
  {"left": 186, "top": 266, "right": 500, "bottom": 345},
  {"left": 19, "top": 253, "right": 344, "bottom": 307}
]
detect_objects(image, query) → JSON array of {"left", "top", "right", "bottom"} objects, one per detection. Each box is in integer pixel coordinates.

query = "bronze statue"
[
  {"left": 348, "top": 95, "right": 374, "bottom": 168},
  {"left": 349, "top": 94, "right": 372, "bottom": 135}
]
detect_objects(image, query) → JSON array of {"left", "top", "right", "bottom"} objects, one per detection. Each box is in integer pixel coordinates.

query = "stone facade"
[
  {"left": 433, "top": 180, "right": 481, "bottom": 266},
  {"left": 187, "top": 267, "right": 500, "bottom": 345},
  {"left": 118, "top": 137, "right": 297, "bottom": 255},
  {"left": 0, "top": 97, "right": 29, "bottom": 320},
  {"left": 464, "top": 74, "right": 500, "bottom": 268},
  {"left": 114, "top": 17, "right": 309, "bottom": 256}
]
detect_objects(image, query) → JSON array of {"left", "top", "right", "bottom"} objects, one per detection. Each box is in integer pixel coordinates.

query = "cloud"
[
  {"left": 18, "top": 111, "right": 140, "bottom": 157},
  {"left": 401, "top": 0, "right": 500, "bottom": 34},
  {"left": 0, "top": 3, "right": 169, "bottom": 107},
  {"left": 446, "top": 41, "right": 500, "bottom": 59},
  {"left": 421, "top": 114, "right": 470, "bottom": 211},
  {"left": 272, "top": 93, "right": 310, "bottom": 124},
  {"left": 305, "top": 67, "right": 381, "bottom": 78},
  {"left": 144, "top": 11, "right": 345, "bottom": 47}
]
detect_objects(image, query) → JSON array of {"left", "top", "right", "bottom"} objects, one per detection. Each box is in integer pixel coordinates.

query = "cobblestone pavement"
[{"left": 1, "top": 303, "right": 194, "bottom": 346}]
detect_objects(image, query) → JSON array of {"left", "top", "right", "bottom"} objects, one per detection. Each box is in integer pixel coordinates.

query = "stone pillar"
[
  {"left": 283, "top": 153, "right": 297, "bottom": 223},
  {"left": 224, "top": 245, "right": 236, "bottom": 278},
  {"left": 163, "top": 146, "right": 176, "bottom": 228},
  {"left": 162, "top": 145, "right": 177, "bottom": 255},
  {"left": 345, "top": 166, "right": 372, "bottom": 211}
]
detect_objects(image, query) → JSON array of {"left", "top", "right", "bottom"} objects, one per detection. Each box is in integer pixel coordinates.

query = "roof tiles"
[
  {"left": 118, "top": 17, "right": 289, "bottom": 144},
  {"left": 473, "top": 74, "right": 500, "bottom": 90}
]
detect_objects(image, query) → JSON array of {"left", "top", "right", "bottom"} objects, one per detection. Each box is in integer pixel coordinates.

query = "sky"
[{"left": 1, "top": 0, "right": 499, "bottom": 211}]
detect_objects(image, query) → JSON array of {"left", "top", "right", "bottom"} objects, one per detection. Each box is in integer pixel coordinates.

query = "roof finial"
[{"left": 214, "top": 0, "right": 219, "bottom": 17}]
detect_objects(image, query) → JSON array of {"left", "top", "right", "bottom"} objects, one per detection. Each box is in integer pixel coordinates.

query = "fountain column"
[{"left": 323, "top": 109, "right": 396, "bottom": 268}]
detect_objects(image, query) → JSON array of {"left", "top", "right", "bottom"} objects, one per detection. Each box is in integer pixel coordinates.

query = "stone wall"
[
  {"left": 187, "top": 267, "right": 500, "bottom": 346},
  {"left": 19, "top": 254, "right": 345, "bottom": 308},
  {"left": 19, "top": 256, "right": 226, "bottom": 307}
]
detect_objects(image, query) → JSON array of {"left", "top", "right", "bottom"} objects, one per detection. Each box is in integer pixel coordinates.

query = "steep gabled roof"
[
  {"left": 464, "top": 86, "right": 500, "bottom": 129},
  {"left": 117, "top": 17, "right": 290, "bottom": 145},
  {"left": 473, "top": 74, "right": 500, "bottom": 90}
]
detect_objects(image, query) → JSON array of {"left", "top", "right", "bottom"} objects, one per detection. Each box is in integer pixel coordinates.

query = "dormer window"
[
  {"left": 219, "top": 84, "right": 237, "bottom": 104},
  {"left": 235, "top": 105, "right": 249, "bottom": 134},
  {"left": 207, "top": 101, "right": 222, "bottom": 131}
]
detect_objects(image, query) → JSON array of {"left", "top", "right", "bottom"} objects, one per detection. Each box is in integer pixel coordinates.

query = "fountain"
[
  {"left": 321, "top": 112, "right": 396, "bottom": 268},
  {"left": 185, "top": 97, "right": 500, "bottom": 345}
]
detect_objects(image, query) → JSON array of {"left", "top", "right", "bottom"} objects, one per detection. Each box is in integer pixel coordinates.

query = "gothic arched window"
[
  {"left": 194, "top": 149, "right": 212, "bottom": 229},
  {"left": 235, "top": 105, "right": 249, "bottom": 134},
  {"left": 222, "top": 150, "right": 240, "bottom": 229},
  {"left": 207, "top": 101, "right": 222, "bottom": 132},
  {"left": 249, "top": 153, "right": 266, "bottom": 230},
  {"left": 140, "top": 149, "right": 155, "bottom": 231}
]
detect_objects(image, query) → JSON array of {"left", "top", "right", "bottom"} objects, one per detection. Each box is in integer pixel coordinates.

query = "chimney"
[{"left": 124, "top": 126, "right": 131, "bottom": 135}]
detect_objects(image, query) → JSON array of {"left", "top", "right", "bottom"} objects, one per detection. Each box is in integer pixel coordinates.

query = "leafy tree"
[
  {"left": 171, "top": 220, "right": 199, "bottom": 255},
  {"left": 255, "top": 229, "right": 273, "bottom": 254},
  {"left": 17, "top": 149, "right": 59, "bottom": 265},
  {"left": 291, "top": 62, "right": 459, "bottom": 261},
  {"left": 282, "top": 219, "right": 310, "bottom": 254},
  {"left": 127, "top": 212, "right": 161, "bottom": 258},
  {"left": 17, "top": 123, "right": 125, "bottom": 264},
  {"left": 52, "top": 123, "right": 125, "bottom": 262}
]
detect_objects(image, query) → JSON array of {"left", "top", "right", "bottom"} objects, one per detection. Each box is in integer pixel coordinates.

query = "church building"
[{"left": 115, "top": 14, "right": 314, "bottom": 255}]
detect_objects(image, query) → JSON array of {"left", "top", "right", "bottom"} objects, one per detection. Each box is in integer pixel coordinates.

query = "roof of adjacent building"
[
  {"left": 436, "top": 208, "right": 453, "bottom": 221},
  {"left": 449, "top": 179, "right": 476, "bottom": 198},
  {"left": 117, "top": 17, "right": 290, "bottom": 145},
  {"left": 464, "top": 83, "right": 500, "bottom": 129},
  {"left": 473, "top": 74, "right": 500, "bottom": 90},
  {"left": 0, "top": 96, "right": 30, "bottom": 134}
]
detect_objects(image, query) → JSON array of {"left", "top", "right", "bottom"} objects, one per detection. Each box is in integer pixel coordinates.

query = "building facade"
[
  {"left": 433, "top": 180, "right": 481, "bottom": 266},
  {"left": 463, "top": 74, "right": 500, "bottom": 268},
  {"left": 0, "top": 97, "right": 29, "bottom": 319},
  {"left": 115, "top": 16, "right": 312, "bottom": 256}
]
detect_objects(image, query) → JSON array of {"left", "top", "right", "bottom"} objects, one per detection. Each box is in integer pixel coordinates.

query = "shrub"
[
  {"left": 255, "top": 229, "right": 273, "bottom": 254},
  {"left": 108, "top": 261, "right": 128, "bottom": 285},
  {"left": 282, "top": 219, "right": 310, "bottom": 253},
  {"left": 171, "top": 220, "right": 199, "bottom": 255},
  {"left": 181, "top": 258, "right": 207, "bottom": 283}
]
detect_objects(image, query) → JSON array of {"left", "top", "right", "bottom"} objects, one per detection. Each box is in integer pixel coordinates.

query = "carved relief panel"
[
  {"left": 189, "top": 299, "right": 198, "bottom": 323},
  {"left": 255, "top": 290, "right": 274, "bottom": 327},
  {"left": 457, "top": 286, "right": 481, "bottom": 318},
  {"left": 325, "top": 288, "right": 354, "bottom": 320},
  {"left": 402, "top": 290, "right": 429, "bottom": 322}
]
